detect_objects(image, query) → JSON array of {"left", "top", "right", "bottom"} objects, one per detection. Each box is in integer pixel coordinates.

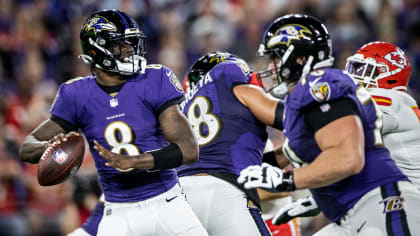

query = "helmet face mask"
[
  {"left": 256, "top": 14, "right": 334, "bottom": 98},
  {"left": 80, "top": 10, "right": 147, "bottom": 76},
  {"left": 345, "top": 41, "right": 411, "bottom": 90}
]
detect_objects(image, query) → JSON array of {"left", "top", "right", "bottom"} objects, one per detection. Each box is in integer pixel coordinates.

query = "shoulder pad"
[{"left": 289, "top": 69, "right": 354, "bottom": 108}]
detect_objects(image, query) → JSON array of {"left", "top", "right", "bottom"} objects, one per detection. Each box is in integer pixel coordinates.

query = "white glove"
[
  {"left": 237, "top": 163, "right": 295, "bottom": 192},
  {"left": 272, "top": 196, "right": 320, "bottom": 225}
]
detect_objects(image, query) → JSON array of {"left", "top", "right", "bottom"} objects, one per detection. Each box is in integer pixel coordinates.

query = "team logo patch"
[
  {"left": 167, "top": 71, "right": 183, "bottom": 93},
  {"left": 309, "top": 81, "right": 331, "bottom": 102},
  {"left": 267, "top": 24, "right": 312, "bottom": 48},
  {"left": 83, "top": 16, "right": 117, "bottom": 34},
  {"left": 380, "top": 196, "right": 404, "bottom": 213},
  {"left": 52, "top": 149, "right": 68, "bottom": 165}
]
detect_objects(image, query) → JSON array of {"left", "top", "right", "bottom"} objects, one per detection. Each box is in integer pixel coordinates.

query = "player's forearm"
[
  {"left": 293, "top": 148, "right": 364, "bottom": 189},
  {"left": 19, "top": 134, "right": 49, "bottom": 164},
  {"left": 132, "top": 153, "right": 155, "bottom": 169},
  {"left": 258, "top": 188, "right": 290, "bottom": 201},
  {"left": 176, "top": 138, "right": 199, "bottom": 164}
]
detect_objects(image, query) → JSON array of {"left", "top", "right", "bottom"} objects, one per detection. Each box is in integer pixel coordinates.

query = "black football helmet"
[
  {"left": 257, "top": 14, "right": 334, "bottom": 97},
  {"left": 187, "top": 51, "right": 251, "bottom": 88},
  {"left": 80, "top": 9, "right": 146, "bottom": 76}
]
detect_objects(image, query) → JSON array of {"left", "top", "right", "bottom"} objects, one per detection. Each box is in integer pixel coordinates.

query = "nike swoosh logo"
[
  {"left": 357, "top": 221, "right": 366, "bottom": 233},
  {"left": 165, "top": 195, "right": 178, "bottom": 202},
  {"left": 166, "top": 71, "right": 172, "bottom": 77},
  {"left": 309, "top": 77, "right": 322, "bottom": 88}
]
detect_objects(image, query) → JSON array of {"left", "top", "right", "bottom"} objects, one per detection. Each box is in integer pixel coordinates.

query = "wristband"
[
  {"left": 276, "top": 171, "right": 296, "bottom": 192},
  {"left": 150, "top": 143, "right": 183, "bottom": 170}
]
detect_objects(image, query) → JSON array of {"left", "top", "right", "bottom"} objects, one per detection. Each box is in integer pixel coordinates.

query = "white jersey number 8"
[
  {"left": 104, "top": 121, "right": 140, "bottom": 172},
  {"left": 187, "top": 96, "right": 221, "bottom": 146}
]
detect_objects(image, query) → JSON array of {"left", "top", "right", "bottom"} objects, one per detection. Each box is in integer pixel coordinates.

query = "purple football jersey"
[
  {"left": 282, "top": 68, "right": 407, "bottom": 222},
  {"left": 177, "top": 61, "right": 268, "bottom": 177},
  {"left": 50, "top": 65, "right": 185, "bottom": 202}
]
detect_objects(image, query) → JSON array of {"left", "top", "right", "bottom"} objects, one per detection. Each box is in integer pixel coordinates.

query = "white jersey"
[{"left": 369, "top": 88, "right": 420, "bottom": 189}]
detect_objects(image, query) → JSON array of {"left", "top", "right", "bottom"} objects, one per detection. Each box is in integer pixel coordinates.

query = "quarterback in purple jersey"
[
  {"left": 176, "top": 52, "right": 285, "bottom": 236},
  {"left": 19, "top": 10, "right": 207, "bottom": 236},
  {"left": 238, "top": 14, "right": 420, "bottom": 235}
]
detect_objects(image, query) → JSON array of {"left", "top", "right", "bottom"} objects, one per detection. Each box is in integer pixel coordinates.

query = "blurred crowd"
[{"left": 0, "top": 0, "right": 419, "bottom": 235}]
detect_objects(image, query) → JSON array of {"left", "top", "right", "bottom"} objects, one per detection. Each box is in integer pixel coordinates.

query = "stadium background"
[{"left": 0, "top": 0, "right": 418, "bottom": 235}]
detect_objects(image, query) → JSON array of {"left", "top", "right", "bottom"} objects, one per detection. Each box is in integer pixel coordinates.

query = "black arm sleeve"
[
  {"left": 273, "top": 102, "right": 284, "bottom": 130},
  {"left": 50, "top": 115, "right": 78, "bottom": 132},
  {"left": 303, "top": 97, "right": 359, "bottom": 132}
]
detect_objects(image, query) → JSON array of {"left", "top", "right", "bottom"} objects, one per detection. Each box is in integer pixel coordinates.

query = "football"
[{"left": 37, "top": 134, "right": 85, "bottom": 186}]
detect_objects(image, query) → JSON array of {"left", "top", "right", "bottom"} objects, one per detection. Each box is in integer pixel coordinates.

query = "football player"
[
  {"left": 176, "top": 51, "right": 285, "bottom": 235},
  {"left": 273, "top": 41, "right": 420, "bottom": 234},
  {"left": 237, "top": 14, "right": 420, "bottom": 235},
  {"left": 346, "top": 41, "right": 420, "bottom": 189},
  {"left": 19, "top": 9, "right": 208, "bottom": 236}
]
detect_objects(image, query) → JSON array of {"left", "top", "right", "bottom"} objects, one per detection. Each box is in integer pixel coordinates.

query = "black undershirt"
[
  {"left": 303, "top": 97, "right": 359, "bottom": 132},
  {"left": 97, "top": 82, "right": 124, "bottom": 94}
]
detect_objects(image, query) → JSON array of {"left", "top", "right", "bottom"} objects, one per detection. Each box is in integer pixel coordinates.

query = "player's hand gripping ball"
[{"left": 37, "top": 133, "right": 85, "bottom": 186}]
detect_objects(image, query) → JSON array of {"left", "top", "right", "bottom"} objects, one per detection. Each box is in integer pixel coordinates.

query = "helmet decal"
[
  {"left": 384, "top": 50, "right": 407, "bottom": 70},
  {"left": 187, "top": 52, "right": 250, "bottom": 88},
  {"left": 268, "top": 24, "right": 312, "bottom": 48},
  {"left": 207, "top": 53, "right": 250, "bottom": 74},
  {"left": 83, "top": 16, "right": 117, "bottom": 35}
]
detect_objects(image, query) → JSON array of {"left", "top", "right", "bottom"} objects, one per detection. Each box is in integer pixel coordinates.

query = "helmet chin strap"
[
  {"left": 115, "top": 55, "right": 147, "bottom": 75},
  {"left": 300, "top": 55, "right": 314, "bottom": 80},
  {"left": 313, "top": 57, "right": 335, "bottom": 70},
  {"left": 271, "top": 81, "right": 289, "bottom": 99}
]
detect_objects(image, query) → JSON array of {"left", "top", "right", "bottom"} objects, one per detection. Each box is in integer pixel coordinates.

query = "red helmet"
[{"left": 345, "top": 41, "right": 411, "bottom": 90}]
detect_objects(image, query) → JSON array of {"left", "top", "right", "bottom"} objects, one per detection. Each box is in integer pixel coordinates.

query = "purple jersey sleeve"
[
  {"left": 50, "top": 82, "right": 80, "bottom": 126},
  {"left": 211, "top": 61, "right": 250, "bottom": 88},
  {"left": 289, "top": 69, "right": 355, "bottom": 109},
  {"left": 146, "top": 66, "right": 185, "bottom": 114}
]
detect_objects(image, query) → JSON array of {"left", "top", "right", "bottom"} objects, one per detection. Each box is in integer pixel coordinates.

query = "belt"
[{"left": 192, "top": 173, "right": 209, "bottom": 176}]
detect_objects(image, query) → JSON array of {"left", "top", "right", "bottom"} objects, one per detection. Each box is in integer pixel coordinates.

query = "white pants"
[
  {"left": 67, "top": 228, "right": 91, "bottom": 236},
  {"left": 179, "top": 175, "right": 271, "bottom": 236},
  {"left": 314, "top": 181, "right": 420, "bottom": 236},
  {"left": 97, "top": 184, "right": 208, "bottom": 236}
]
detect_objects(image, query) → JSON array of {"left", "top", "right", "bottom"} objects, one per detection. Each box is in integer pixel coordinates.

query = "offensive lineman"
[
  {"left": 273, "top": 41, "right": 420, "bottom": 234},
  {"left": 237, "top": 14, "right": 420, "bottom": 236}
]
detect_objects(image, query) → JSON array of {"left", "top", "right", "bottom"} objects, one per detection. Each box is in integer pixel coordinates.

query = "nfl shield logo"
[
  {"left": 106, "top": 208, "right": 112, "bottom": 216},
  {"left": 110, "top": 98, "right": 118, "bottom": 107},
  {"left": 53, "top": 149, "right": 68, "bottom": 165}
]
